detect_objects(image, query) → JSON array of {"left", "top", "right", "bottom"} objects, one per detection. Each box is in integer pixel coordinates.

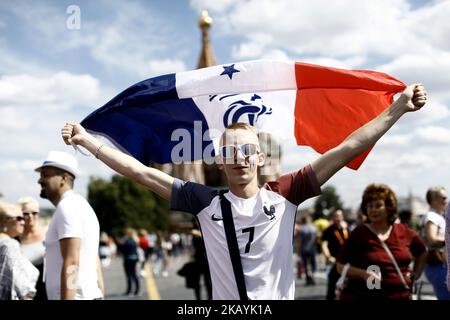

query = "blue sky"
[{"left": 1, "top": 0, "right": 449, "bottom": 211}]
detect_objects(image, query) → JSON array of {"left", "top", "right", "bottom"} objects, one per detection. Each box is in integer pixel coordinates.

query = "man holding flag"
[{"left": 61, "top": 60, "right": 426, "bottom": 300}]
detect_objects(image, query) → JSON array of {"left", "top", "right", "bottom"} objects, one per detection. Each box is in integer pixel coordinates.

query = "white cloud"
[
  {"left": 77, "top": 22, "right": 187, "bottom": 79},
  {"left": 415, "top": 126, "right": 450, "bottom": 144},
  {"left": 0, "top": 72, "right": 101, "bottom": 111},
  {"left": 391, "top": 153, "right": 437, "bottom": 169},
  {"left": 7, "top": 1, "right": 188, "bottom": 80},
  {"left": 204, "top": 0, "right": 422, "bottom": 57},
  {"left": 0, "top": 44, "right": 50, "bottom": 76},
  {"left": 8, "top": 2, "right": 65, "bottom": 39},
  {"left": 382, "top": 133, "right": 412, "bottom": 146},
  {"left": 260, "top": 49, "right": 291, "bottom": 61},
  {"left": 380, "top": 125, "right": 450, "bottom": 148},
  {"left": 407, "top": 0, "right": 450, "bottom": 52},
  {"left": 0, "top": 160, "right": 42, "bottom": 204},
  {"left": 147, "top": 59, "right": 187, "bottom": 77},
  {"left": 0, "top": 107, "right": 31, "bottom": 130},
  {"left": 64, "top": 3, "right": 188, "bottom": 79},
  {"left": 2, "top": 159, "right": 41, "bottom": 172},
  {"left": 231, "top": 37, "right": 269, "bottom": 60},
  {"left": 378, "top": 52, "right": 450, "bottom": 102},
  {"left": 386, "top": 99, "right": 450, "bottom": 129},
  {"left": 190, "top": 0, "right": 238, "bottom": 14}
]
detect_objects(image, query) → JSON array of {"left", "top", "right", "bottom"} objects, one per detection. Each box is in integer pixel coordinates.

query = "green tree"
[
  {"left": 87, "top": 175, "right": 169, "bottom": 237},
  {"left": 313, "top": 185, "right": 343, "bottom": 219}
]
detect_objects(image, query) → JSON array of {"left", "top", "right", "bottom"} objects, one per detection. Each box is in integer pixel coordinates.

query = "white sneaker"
[
  {"left": 139, "top": 270, "right": 147, "bottom": 277},
  {"left": 162, "top": 271, "right": 169, "bottom": 277}
]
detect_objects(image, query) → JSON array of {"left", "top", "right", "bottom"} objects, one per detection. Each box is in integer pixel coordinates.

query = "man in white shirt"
[
  {"left": 36, "top": 151, "right": 104, "bottom": 300},
  {"left": 61, "top": 84, "right": 426, "bottom": 299}
]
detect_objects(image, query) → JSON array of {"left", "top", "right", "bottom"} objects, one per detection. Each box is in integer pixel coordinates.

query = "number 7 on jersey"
[{"left": 242, "top": 227, "right": 255, "bottom": 253}]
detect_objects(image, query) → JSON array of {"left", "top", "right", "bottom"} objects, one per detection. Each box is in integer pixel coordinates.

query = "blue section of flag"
[{"left": 81, "top": 74, "right": 213, "bottom": 165}]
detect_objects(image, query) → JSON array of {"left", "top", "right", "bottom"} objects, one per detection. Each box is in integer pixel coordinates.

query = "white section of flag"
[{"left": 176, "top": 60, "right": 296, "bottom": 99}]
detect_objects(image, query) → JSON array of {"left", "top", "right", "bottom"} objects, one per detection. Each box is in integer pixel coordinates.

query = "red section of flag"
[{"left": 294, "top": 62, "right": 406, "bottom": 170}]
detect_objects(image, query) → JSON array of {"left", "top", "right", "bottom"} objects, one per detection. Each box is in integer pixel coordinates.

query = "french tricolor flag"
[{"left": 81, "top": 60, "right": 405, "bottom": 169}]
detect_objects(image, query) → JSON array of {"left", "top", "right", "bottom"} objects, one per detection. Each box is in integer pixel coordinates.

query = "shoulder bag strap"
[
  {"left": 365, "top": 224, "right": 409, "bottom": 290},
  {"left": 219, "top": 191, "right": 249, "bottom": 300}
]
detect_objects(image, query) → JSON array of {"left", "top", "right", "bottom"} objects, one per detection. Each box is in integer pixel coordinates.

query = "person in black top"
[
  {"left": 191, "top": 225, "right": 212, "bottom": 300},
  {"left": 321, "top": 209, "right": 349, "bottom": 300}
]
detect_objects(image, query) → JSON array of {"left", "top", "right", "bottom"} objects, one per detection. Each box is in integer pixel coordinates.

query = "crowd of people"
[
  {"left": 2, "top": 82, "right": 449, "bottom": 301},
  {"left": 295, "top": 184, "right": 449, "bottom": 300},
  {"left": 1, "top": 181, "right": 448, "bottom": 301}
]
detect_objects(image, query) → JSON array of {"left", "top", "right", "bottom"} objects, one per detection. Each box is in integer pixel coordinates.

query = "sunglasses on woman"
[
  {"left": 8, "top": 216, "right": 25, "bottom": 222},
  {"left": 220, "top": 143, "right": 259, "bottom": 159}
]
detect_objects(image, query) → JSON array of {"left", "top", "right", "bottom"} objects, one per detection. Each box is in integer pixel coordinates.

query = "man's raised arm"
[
  {"left": 61, "top": 123, "right": 174, "bottom": 200},
  {"left": 311, "top": 84, "right": 427, "bottom": 186}
]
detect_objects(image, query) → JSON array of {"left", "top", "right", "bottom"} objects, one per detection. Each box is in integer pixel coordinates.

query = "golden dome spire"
[{"left": 198, "top": 10, "right": 213, "bottom": 28}]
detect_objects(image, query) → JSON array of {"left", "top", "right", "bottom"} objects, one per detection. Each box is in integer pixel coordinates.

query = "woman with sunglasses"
[
  {"left": 18, "top": 197, "right": 47, "bottom": 300},
  {"left": 0, "top": 202, "right": 39, "bottom": 300}
]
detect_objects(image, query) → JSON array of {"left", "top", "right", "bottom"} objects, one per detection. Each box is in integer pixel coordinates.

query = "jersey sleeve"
[
  {"left": 170, "top": 178, "right": 218, "bottom": 215},
  {"left": 264, "top": 164, "right": 321, "bottom": 206}
]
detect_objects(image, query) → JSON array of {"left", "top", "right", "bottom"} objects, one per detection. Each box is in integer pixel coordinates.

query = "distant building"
[{"left": 397, "top": 192, "right": 428, "bottom": 217}]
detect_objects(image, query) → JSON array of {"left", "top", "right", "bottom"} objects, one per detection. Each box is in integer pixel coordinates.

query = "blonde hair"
[
  {"left": 18, "top": 196, "right": 40, "bottom": 211},
  {"left": 0, "top": 202, "right": 21, "bottom": 231},
  {"left": 426, "top": 186, "right": 446, "bottom": 205}
]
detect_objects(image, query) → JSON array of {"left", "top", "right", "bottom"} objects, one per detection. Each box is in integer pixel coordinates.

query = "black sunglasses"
[{"left": 8, "top": 216, "right": 25, "bottom": 222}]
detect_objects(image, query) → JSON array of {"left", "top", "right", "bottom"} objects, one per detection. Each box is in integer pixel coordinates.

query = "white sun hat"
[{"left": 35, "top": 151, "right": 80, "bottom": 178}]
